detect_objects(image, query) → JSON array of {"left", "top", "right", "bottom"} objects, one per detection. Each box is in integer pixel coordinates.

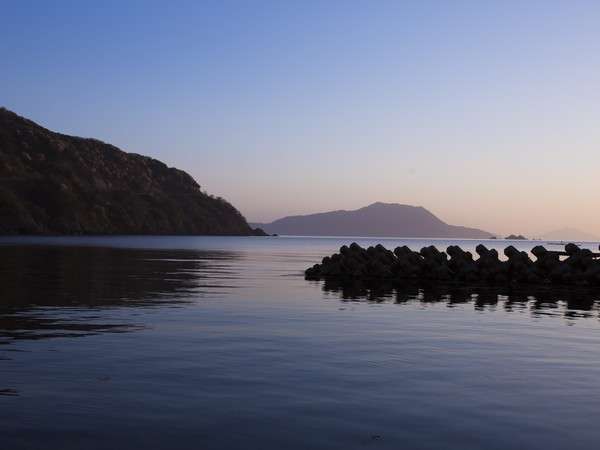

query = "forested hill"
[{"left": 0, "top": 108, "right": 264, "bottom": 235}]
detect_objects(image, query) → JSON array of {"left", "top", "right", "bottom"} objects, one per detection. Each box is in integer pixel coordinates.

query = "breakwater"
[{"left": 305, "top": 243, "right": 600, "bottom": 286}]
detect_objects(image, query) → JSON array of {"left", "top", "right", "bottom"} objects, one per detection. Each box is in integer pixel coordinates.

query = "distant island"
[
  {"left": 505, "top": 234, "right": 528, "bottom": 240},
  {"left": 252, "top": 202, "right": 492, "bottom": 238},
  {"left": 0, "top": 108, "right": 265, "bottom": 235}
]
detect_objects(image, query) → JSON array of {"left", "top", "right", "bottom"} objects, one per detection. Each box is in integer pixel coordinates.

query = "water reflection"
[
  {"left": 0, "top": 245, "right": 240, "bottom": 343},
  {"left": 0, "top": 388, "right": 19, "bottom": 396},
  {"left": 318, "top": 279, "right": 600, "bottom": 320}
]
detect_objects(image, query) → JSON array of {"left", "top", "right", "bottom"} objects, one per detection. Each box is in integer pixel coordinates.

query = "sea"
[{"left": 1, "top": 235, "right": 600, "bottom": 450}]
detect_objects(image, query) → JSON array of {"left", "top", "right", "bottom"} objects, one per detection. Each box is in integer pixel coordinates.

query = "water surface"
[{"left": 2, "top": 236, "right": 600, "bottom": 449}]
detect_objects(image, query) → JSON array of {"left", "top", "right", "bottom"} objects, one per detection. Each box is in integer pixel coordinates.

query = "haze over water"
[{"left": 2, "top": 236, "right": 600, "bottom": 450}]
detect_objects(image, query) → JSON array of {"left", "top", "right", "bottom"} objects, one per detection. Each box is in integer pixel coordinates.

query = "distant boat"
[{"left": 542, "top": 228, "right": 600, "bottom": 242}]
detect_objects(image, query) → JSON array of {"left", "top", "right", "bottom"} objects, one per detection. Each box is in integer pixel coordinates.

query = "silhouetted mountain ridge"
[
  {"left": 253, "top": 202, "right": 492, "bottom": 238},
  {"left": 0, "top": 108, "right": 263, "bottom": 235}
]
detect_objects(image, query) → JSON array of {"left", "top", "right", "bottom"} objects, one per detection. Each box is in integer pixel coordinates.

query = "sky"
[{"left": 2, "top": 0, "right": 600, "bottom": 236}]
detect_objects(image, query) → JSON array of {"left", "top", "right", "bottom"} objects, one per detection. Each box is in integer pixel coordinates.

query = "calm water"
[{"left": 2, "top": 236, "right": 600, "bottom": 450}]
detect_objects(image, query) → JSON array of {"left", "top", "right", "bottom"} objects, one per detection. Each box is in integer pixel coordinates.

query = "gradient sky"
[{"left": 2, "top": 0, "right": 600, "bottom": 236}]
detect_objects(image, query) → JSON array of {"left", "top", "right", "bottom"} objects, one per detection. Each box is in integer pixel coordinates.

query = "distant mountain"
[
  {"left": 541, "top": 228, "right": 599, "bottom": 242},
  {"left": 0, "top": 108, "right": 264, "bottom": 235},
  {"left": 252, "top": 202, "right": 492, "bottom": 238}
]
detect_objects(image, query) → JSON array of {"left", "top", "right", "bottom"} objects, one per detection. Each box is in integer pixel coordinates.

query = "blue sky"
[{"left": 2, "top": 1, "right": 600, "bottom": 235}]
